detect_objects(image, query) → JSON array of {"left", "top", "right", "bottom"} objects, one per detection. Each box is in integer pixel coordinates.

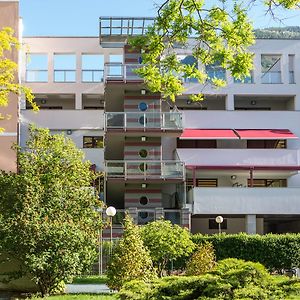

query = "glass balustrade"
[
  {"left": 106, "top": 160, "right": 185, "bottom": 180},
  {"left": 105, "top": 112, "right": 182, "bottom": 130},
  {"left": 104, "top": 63, "right": 144, "bottom": 81}
]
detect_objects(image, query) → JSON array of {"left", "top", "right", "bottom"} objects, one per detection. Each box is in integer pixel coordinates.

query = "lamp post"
[
  {"left": 106, "top": 206, "right": 116, "bottom": 256},
  {"left": 215, "top": 215, "right": 224, "bottom": 235}
]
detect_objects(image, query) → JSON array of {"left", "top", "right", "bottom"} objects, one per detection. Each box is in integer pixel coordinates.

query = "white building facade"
[{"left": 20, "top": 18, "right": 300, "bottom": 235}]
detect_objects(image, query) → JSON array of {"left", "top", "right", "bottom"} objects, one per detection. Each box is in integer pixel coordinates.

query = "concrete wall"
[{"left": 0, "top": 0, "right": 19, "bottom": 172}]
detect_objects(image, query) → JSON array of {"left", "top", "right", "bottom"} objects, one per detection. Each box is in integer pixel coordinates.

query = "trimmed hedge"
[{"left": 192, "top": 233, "right": 300, "bottom": 271}]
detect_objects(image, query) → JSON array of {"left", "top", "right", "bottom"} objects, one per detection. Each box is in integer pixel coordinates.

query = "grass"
[
  {"left": 31, "top": 295, "right": 117, "bottom": 300},
  {"left": 72, "top": 275, "right": 107, "bottom": 285}
]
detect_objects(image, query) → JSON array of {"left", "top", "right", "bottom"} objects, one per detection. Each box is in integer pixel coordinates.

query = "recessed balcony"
[
  {"left": 105, "top": 112, "right": 183, "bottom": 132},
  {"left": 105, "top": 160, "right": 185, "bottom": 181}
]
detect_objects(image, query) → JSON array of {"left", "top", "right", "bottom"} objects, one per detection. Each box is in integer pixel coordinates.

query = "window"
[
  {"left": 107, "top": 55, "right": 123, "bottom": 77},
  {"left": 247, "top": 179, "right": 287, "bottom": 188},
  {"left": 178, "top": 55, "right": 198, "bottom": 83},
  {"left": 186, "top": 179, "right": 218, "bottom": 190},
  {"left": 261, "top": 54, "right": 281, "bottom": 84},
  {"left": 247, "top": 140, "right": 286, "bottom": 149},
  {"left": 289, "top": 54, "right": 295, "bottom": 84},
  {"left": 26, "top": 54, "right": 48, "bottom": 82},
  {"left": 177, "top": 139, "right": 217, "bottom": 148},
  {"left": 234, "top": 71, "right": 254, "bottom": 84},
  {"left": 209, "top": 219, "right": 227, "bottom": 230},
  {"left": 54, "top": 54, "right": 76, "bottom": 82},
  {"left": 139, "top": 196, "right": 148, "bottom": 205},
  {"left": 138, "top": 102, "right": 148, "bottom": 111},
  {"left": 206, "top": 63, "right": 226, "bottom": 82},
  {"left": 83, "top": 136, "right": 103, "bottom": 148},
  {"left": 82, "top": 54, "right": 104, "bottom": 82}
]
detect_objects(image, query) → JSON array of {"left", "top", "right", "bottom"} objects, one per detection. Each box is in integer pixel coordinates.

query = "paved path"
[{"left": 65, "top": 284, "right": 113, "bottom": 294}]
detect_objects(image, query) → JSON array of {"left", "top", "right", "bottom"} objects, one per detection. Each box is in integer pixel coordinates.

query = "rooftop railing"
[
  {"left": 105, "top": 112, "right": 182, "bottom": 130},
  {"left": 106, "top": 160, "right": 185, "bottom": 180}
]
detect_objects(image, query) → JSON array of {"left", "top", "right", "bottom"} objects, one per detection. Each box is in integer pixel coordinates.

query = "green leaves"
[
  {"left": 106, "top": 215, "right": 156, "bottom": 290},
  {"left": 131, "top": 0, "right": 256, "bottom": 102},
  {"left": 0, "top": 27, "right": 36, "bottom": 131},
  {"left": 141, "top": 219, "right": 194, "bottom": 276},
  {"left": 0, "top": 126, "right": 102, "bottom": 296}
]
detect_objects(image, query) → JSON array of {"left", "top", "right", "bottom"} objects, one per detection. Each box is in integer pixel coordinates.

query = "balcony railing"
[
  {"left": 104, "top": 63, "right": 143, "bottom": 81},
  {"left": 106, "top": 160, "right": 185, "bottom": 180},
  {"left": 105, "top": 112, "right": 182, "bottom": 130},
  {"left": 261, "top": 71, "right": 281, "bottom": 84}
]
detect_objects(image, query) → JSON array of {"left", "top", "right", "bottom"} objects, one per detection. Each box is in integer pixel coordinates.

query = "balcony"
[
  {"left": 105, "top": 112, "right": 182, "bottom": 131},
  {"left": 189, "top": 187, "right": 300, "bottom": 215},
  {"left": 104, "top": 63, "right": 143, "bottom": 82},
  {"left": 110, "top": 208, "right": 183, "bottom": 226},
  {"left": 105, "top": 160, "right": 185, "bottom": 180},
  {"left": 176, "top": 148, "right": 299, "bottom": 169}
]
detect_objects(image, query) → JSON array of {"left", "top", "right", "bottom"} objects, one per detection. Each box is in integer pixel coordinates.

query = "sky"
[{"left": 19, "top": 0, "right": 300, "bottom": 37}]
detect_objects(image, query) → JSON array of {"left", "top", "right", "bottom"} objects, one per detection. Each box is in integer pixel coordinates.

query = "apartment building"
[
  {"left": 20, "top": 17, "right": 300, "bottom": 235},
  {"left": 0, "top": 0, "right": 19, "bottom": 172}
]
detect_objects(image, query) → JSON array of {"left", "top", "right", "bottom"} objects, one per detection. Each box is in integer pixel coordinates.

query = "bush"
[
  {"left": 192, "top": 233, "right": 300, "bottom": 271},
  {"left": 119, "top": 258, "right": 300, "bottom": 300},
  {"left": 106, "top": 215, "right": 156, "bottom": 290},
  {"left": 186, "top": 242, "right": 216, "bottom": 276},
  {"left": 141, "top": 219, "right": 194, "bottom": 276}
]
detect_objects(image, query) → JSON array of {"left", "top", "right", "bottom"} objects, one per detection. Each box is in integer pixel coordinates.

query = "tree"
[
  {"left": 106, "top": 215, "right": 156, "bottom": 290},
  {"left": 140, "top": 219, "right": 195, "bottom": 276},
  {"left": 131, "top": 0, "right": 300, "bottom": 102},
  {"left": 0, "top": 126, "right": 102, "bottom": 296},
  {"left": 0, "top": 27, "right": 35, "bottom": 131}
]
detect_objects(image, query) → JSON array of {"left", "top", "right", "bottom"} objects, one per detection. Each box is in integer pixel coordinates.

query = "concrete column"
[
  {"left": 245, "top": 214, "right": 257, "bottom": 234},
  {"left": 181, "top": 208, "right": 191, "bottom": 230},
  {"left": 294, "top": 95, "right": 300, "bottom": 111},
  {"left": 48, "top": 52, "right": 54, "bottom": 83},
  {"left": 225, "top": 94, "right": 234, "bottom": 111},
  {"left": 253, "top": 53, "right": 261, "bottom": 84},
  {"left": 75, "top": 92, "right": 82, "bottom": 110},
  {"left": 76, "top": 51, "right": 82, "bottom": 83}
]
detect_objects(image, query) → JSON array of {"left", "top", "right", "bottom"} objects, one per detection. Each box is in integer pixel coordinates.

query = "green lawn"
[
  {"left": 72, "top": 275, "right": 107, "bottom": 285},
  {"left": 31, "top": 294, "right": 117, "bottom": 300}
]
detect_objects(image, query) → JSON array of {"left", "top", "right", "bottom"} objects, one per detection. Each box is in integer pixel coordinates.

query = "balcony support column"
[
  {"left": 245, "top": 214, "right": 256, "bottom": 234},
  {"left": 75, "top": 92, "right": 82, "bottom": 110},
  {"left": 225, "top": 94, "right": 234, "bottom": 111},
  {"left": 155, "top": 207, "right": 164, "bottom": 220},
  {"left": 128, "top": 207, "right": 138, "bottom": 224},
  {"left": 181, "top": 208, "right": 191, "bottom": 230},
  {"left": 193, "top": 167, "right": 196, "bottom": 188},
  {"left": 249, "top": 168, "right": 254, "bottom": 187}
]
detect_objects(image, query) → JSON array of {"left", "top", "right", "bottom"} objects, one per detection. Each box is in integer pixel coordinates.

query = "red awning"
[
  {"left": 235, "top": 129, "right": 297, "bottom": 140},
  {"left": 180, "top": 129, "right": 238, "bottom": 140}
]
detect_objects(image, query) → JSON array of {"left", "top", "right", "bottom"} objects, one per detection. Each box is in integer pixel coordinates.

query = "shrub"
[
  {"left": 119, "top": 258, "right": 300, "bottom": 300},
  {"left": 140, "top": 219, "right": 195, "bottom": 276},
  {"left": 192, "top": 233, "right": 300, "bottom": 271},
  {"left": 106, "top": 215, "right": 156, "bottom": 290},
  {"left": 186, "top": 242, "right": 216, "bottom": 276}
]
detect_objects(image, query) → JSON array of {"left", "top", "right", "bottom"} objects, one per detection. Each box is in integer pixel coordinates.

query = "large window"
[
  {"left": 54, "top": 54, "right": 76, "bottom": 82},
  {"left": 178, "top": 55, "right": 198, "bottom": 83},
  {"left": 82, "top": 54, "right": 104, "bottom": 82},
  {"left": 107, "top": 55, "right": 123, "bottom": 77},
  {"left": 261, "top": 54, "right": 281, "bottom": 84},
  {"left": 83, "top": 136, "right": 104, "bottom": 148},
  {"left": 206, "top": 63, "right": 226, "bottom": 82},
  {"left": 26, "top": 54, "right": 48, "bottom": 82},
  {"left": 247, "top": 140, "right": 286, "bottom": 149}
]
